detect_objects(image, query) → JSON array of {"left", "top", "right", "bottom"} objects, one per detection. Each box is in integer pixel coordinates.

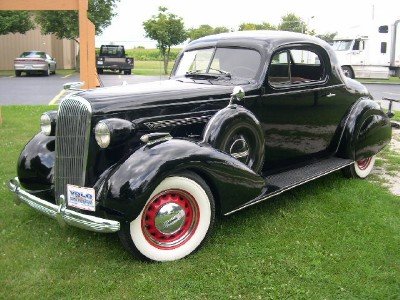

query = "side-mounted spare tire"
[{"left": 202, "top": 105, "right": 265, "bottom": 173}]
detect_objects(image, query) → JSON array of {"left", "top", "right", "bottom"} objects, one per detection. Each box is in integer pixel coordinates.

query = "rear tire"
[
  {"left": 97, "top": 68, "right": 103, "bottom": 74},
  {"left": 124, "top": 69, "right": 131, "bottom": 75},
  {"left": 118, "top": 172, "right": 215, "bottom": 261},
  {"left": 44, "top": 66, "right": 50, "bottom": 76},
  {"left": 342, "top": 66, "right": 354, "bottom": 79},
  {"left": 15, "top": 71, "right": 21, "bottom": 77},
  {"left": 342, "top": 156, "right": 376, "bottom": 178}
]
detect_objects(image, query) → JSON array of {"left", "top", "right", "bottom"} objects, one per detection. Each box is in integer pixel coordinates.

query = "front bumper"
[{"left": 8, "top": 177, "right": 120, "bottom": 233}]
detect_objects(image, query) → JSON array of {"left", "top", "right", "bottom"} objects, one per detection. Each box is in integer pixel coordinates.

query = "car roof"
[{"left": 187, "top": 30, "right": 329, "bottom": 50}]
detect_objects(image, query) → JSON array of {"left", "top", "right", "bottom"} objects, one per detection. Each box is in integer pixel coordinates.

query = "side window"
[
  {"left": 379, "top": 25, "right": 389, "bottom": 33},
  {"left": 381, "top": 42, "right": 387, "bottom": 53},
  {"left": 353, "top": 40, "right": 365, "bottom": 51},
  {"left": 268, "top": 51, "right": 291, "bottom": 86},
  {"left": 268, "top": 48, "right": 325, "bottom": 87}
]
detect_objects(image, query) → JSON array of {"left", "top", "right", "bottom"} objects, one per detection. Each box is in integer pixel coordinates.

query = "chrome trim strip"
[
  {"left": 262, "top": 84, "right": 345, "bottom": 97},
  {"left": 8, "top": 177, "right": 120, "bottom": 233},
  {"left": 144, "top": 115, "right": 212, "bottom": 130},
  {"left": 224, "top": 161, "right": 354, "bottom": 216},
  {"left": 105, "top": 94, "right": 260, "bottom": 113}
]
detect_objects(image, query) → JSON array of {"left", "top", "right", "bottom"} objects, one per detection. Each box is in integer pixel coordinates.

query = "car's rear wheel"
[
  {"left": 124, "top": 69, "right": 131, "bottom": 75},
  {"left": 342, "top": 156, "right": 376, "bottom": 178},
  {"left": 342, "top": 66, "right": 354, "bottom": 79},
  {"left": 44, "top": 66, "right": 50, "bottom": 76},
  {"left": 97, "top": 68, "right": 103, "bottom": 74},
  {"left": 118, "top": 172, "right": 215, "bottom": 261},
  {"left": 15, "top": 71, "right": 21, "bottom": 77}
]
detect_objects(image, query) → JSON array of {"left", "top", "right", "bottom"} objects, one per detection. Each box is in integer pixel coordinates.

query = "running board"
[{"left": 225, "top": 157, "right": 353, "bottom": 215}]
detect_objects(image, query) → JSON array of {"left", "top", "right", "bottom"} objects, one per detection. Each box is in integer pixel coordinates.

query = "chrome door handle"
[{"left": 326, "top": 93, "right": 336, "bottom": 98}]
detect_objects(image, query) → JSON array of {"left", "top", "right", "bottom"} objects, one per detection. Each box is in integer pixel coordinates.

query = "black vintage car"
[{"left": 8, "top": 31, "right": 392, "bottom": 262}]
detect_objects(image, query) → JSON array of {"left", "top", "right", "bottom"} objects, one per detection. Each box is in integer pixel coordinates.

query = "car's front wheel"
[
  {"left": 119, "top": 172, "right": 215, "bottom": 261},
  {"left": 15, "top": 71, "right": 21, "bottom": 77},
  {"left": 342, "top": 156, "right": 376, "bottom": 178}
]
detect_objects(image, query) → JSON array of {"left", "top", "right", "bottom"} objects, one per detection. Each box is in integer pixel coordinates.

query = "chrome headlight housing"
[
  {"left": 94, "top": 118, "right": 136, "bottom": 149},
  {"left": 40, "top": 113, "right": 52, "bottom": 136},
  {"left": 94, "top": 121, "right": 111, "bottom": 148}
]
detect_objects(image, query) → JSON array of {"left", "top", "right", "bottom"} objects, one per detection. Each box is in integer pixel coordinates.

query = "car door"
[{"left": 254, "top": 46, "right": 352, "bottom": 171}]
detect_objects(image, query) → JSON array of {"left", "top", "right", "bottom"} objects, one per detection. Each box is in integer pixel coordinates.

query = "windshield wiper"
[
  {"left": 185, "top": 69, "right": 231, "bottom": 79},
  {"left": 209, "top": 68, "right": 231, "bottom": 78}
]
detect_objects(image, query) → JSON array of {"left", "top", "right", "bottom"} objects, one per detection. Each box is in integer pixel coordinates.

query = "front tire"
[
  {"left": 15, "top": 71, "right": 21, "bottom": 77},
  {"left": 342, "top": 156, "right": 376, "bottom": 178},
  {"left": 119, "top": 172, "right": 215, "bottom": 261}
]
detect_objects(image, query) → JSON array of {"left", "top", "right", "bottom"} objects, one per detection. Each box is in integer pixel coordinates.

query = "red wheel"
[
  {"left": 342, "top": 155, "right": 376, "bottom": 179},
  {"left": 118, "top": 172, "right": 215, "bottom": 261},
  {"left": 141, "top": 190, "right": 200, "bottom": 250},
  {"left": 356, "top": 157, "right": 372, "bottom": 170}
]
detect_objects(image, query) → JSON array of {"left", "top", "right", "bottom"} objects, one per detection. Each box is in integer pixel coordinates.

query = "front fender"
[
  {"left": 102, "top": 139, "right": 265, "bottom": 222},
  {"left": 337, "top": 98, "right": 391, "bottom": 160},
  {"left": 17, "top": 133, "right": 55, "bottom": 198}
]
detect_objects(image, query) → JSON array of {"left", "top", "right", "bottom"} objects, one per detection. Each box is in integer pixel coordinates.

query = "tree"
[
  {"left": 213, "top": 26, "right": 230, "bottom": 34},
  {"left": 35, "top": 0, "right": 119, "bottom": 42},
  {"left": 238, "top": 22, "right": 276, "bottom": 31},
  {"left": 188, "top": 24, "right": 229, "bottom": 41},
  {"left": 143, "top": 7, "right": 187, "bottom": 74},
  {"left": 317, "top": 32, "right": 337, "bottom": 44},
  {"left": 0, "top": 11, "right": 35, "bottom": 35},
  {"left": 278, "top": 13, "right": 306, "bottom": 33}
]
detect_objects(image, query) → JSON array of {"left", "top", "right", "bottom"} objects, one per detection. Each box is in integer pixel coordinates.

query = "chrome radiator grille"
[{"left": 54, "top": 96, "right": 92, "bottom": 203}]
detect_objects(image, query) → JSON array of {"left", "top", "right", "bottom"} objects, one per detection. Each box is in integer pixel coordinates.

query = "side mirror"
[{"left": 229, "top": 86, "right": 245, "bottom": 105}]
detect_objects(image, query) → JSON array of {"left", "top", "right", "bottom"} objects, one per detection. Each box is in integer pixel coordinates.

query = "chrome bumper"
[{"left": 7, "top": 177, "right": 120, "bottom": 233}]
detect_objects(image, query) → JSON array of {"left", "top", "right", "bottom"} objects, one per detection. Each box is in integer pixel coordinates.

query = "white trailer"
[{"left": 332, "top": 20, "right": 400, "bottom": 79}]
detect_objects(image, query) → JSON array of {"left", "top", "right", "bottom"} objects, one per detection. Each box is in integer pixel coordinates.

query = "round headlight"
[
  {"left": 40, "top": 113, "right": 52, "bottom": 136},
  {"left": 95, "top": 121, "right": 111, "bottom": 148}
]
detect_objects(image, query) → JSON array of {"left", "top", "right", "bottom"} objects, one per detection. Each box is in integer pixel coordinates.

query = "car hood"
[{"left": 77, "top": 79, "right": 250, "bottom": 114}]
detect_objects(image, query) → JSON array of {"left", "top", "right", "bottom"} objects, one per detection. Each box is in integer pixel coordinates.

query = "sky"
[{"left": 95, "top": 0, "right": 400, "bottom": 48}]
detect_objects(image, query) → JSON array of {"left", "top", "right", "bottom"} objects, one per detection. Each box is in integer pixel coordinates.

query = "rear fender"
[
  {"left": 337, "top": 98, "right": 391, "bottom": 160},
  {"left": 102, "top": 139, "right": 265, "bottom": 222}
]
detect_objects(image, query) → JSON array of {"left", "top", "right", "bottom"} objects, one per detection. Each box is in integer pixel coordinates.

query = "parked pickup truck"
[{"left": 96, "top": 45, "right": 134, "bottom": 75}]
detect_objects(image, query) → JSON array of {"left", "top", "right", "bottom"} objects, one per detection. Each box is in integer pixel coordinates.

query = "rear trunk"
[{"left": 14, "top": 58, "right": 46, "bottom": 65}]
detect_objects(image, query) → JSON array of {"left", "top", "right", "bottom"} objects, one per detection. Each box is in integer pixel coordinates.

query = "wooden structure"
[{"left": 0, "top": 0, "right": 98, "bottom": 89}]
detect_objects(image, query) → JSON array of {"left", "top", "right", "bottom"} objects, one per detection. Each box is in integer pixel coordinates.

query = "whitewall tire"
[
  {"left": 342, "top": 156, "right": 376, "bottom": 179},
  {"left": 119, "top": 172, "right": 215, "bottom": 261}
]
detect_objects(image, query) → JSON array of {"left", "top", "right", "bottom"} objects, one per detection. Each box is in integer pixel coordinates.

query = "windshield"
[
  {"left": 100, "top": 46, "right": 125, "bottom": 57},
  {"left": 20, "top": 52, "right": 46, "bottom": 59},
  {"left": 332, "top": 40, "right": 353, "bottom": 51},
  {"left": 174, "top": 47, "right": 261, "bottom": 80}
]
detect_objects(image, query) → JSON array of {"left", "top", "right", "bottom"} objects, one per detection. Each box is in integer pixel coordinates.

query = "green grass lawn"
[
  {"left": 359, "top": 76, "right": 400, "bottom": 84},
  {"left": 0, "top": 70, "right": 15, "bottom": 77},
  {"left": 133, "top": 60, "right": 174, "bottom": 76},
  {"left": 0, "top": 106, "right": 399, "bottom": 299}
]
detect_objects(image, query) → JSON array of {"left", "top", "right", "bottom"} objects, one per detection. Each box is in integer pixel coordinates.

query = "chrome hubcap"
[
  {"left": 141, "top": 190, "right": 199, "bottom": 249},
  {"left": 155, "top": 203, "right": 186, "bottom": 235}
]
